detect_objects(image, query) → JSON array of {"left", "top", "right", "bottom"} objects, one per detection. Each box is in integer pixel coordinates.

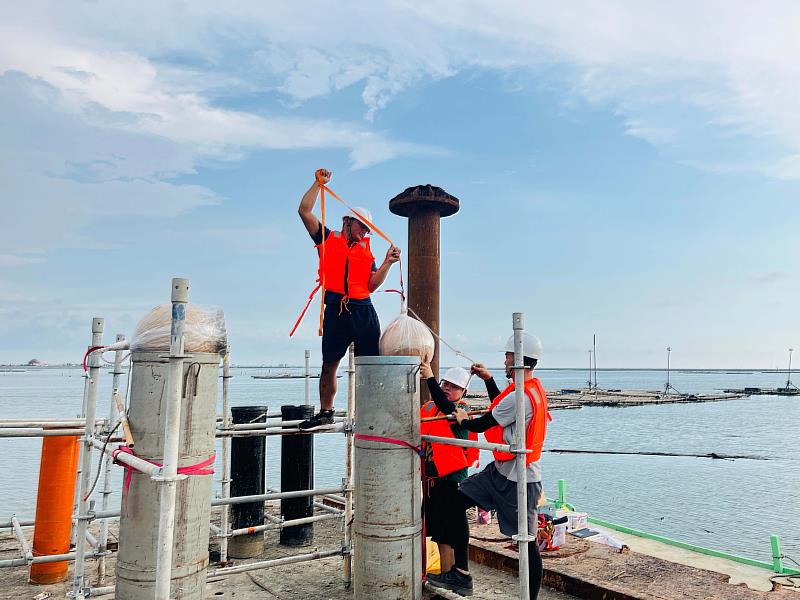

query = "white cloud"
[
  {"left": 4, "top": 1, "right": 799, "bottom": 180},
  {"left": 0, "top": 36, "right": 440, "bottom": 261},
  {"left": 753, "top": 271, "right": 791, "bottom": 285},
  {"left": 0, "top": 254, "right": 45, "bottom": 267},
  {"left": 0, "top": 21, "right": 439, "bottom": 163}
]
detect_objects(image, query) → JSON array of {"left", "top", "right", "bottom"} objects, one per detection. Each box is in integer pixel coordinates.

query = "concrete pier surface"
[
  {"left": 5, "top": 501, "right": 796, "bottom": 599},
  {"left": 0, "top": 508, "right": 576, "bottom": 600},
  {"left": 468, "top": 518, "right": 795, "bottom": 599},
  {"left": 588, "top": 524, "right": 787, "bottom": 593}
]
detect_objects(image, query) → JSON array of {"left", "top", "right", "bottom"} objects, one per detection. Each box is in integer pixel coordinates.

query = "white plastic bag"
[
  {"left": 587, "top": 532, "right": 626, "bottom": 551},
  {"left": 379, "top": 309, "right": 434, "bottom": 363}
]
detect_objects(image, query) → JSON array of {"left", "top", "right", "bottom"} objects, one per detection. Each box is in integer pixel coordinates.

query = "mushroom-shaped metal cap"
[{"left": 389, "top": 185, "right": 460, "bottom": 218}]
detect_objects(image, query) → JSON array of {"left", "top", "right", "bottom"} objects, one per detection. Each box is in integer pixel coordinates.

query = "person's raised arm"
[
  {"left": 298, "top": 169, "right": 330, "bottom": 238},
  {"left": 471, "top": 363, "right": 501, "bottom": 399},
  {"left": 368, "top": 245, "right": 401, "bottom": 292},
  {"left": 420, "top": 361, "right": 457, "bottom": 414}
]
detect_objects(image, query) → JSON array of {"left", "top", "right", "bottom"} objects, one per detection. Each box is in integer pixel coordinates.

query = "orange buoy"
[{"left": 29, "top": 432, "right": 80, "bottom": 584}]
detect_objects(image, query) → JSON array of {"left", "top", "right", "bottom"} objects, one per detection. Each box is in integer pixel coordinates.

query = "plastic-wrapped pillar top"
[{"left": 129, "top": 303, "right": 227, "bottom": 354}]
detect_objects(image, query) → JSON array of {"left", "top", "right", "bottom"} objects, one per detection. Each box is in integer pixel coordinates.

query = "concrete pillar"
[
  {"left": 115, "top": 351, "right": 219, "bottom": 600},
  {"left": 389, "top": 185, "right": 460, "bottom": 405},
  {"left": 353, "top": 356, "right": 422, "bottom": 600}
]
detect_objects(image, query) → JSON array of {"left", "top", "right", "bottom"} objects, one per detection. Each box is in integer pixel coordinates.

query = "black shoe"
[
  {"left": 298, "top": 410, "right": 335, "bottom": 431},
  {"left": 426, "top": 569, "right": 473, "bottom": 597}
]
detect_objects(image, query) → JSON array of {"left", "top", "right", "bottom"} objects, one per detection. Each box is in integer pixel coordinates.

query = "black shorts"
[
  {"left": 424, "top": 479, "right": 468, "bottom": 546},
  {"left": 321, "top": 300, "right": 380, "bottom": 363},
  {"left": 458, "top": 462, "right": 542, "bottom": 538}
]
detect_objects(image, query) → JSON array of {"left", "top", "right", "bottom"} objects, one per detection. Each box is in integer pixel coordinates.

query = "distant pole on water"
[
  {"left": 788, "top": 348, "right": 794, "bottom": 389},
  {"left": 664, "top": 346, "right": 672, "bottom": 396},
  {"left": 592, "top": 334, "right": 597, "bottom": 390},
  {"left": 304, "top": 350, "right": 311, "bottom": 406},
  {"left": 587, "top": 350, "right": 593, "bottom": 389}
]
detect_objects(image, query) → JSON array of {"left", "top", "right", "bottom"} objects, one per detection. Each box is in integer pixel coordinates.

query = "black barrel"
[
  {"left": 279, "top": 405, "right": 315, "bottom": 546},
  {"left": 228, "top": 405, "right": 267, "bottom": 558}
]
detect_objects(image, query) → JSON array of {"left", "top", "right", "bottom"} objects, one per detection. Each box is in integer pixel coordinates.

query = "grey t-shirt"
[{"left": 491, "top": 383, "right": 542, "bottom": 483}]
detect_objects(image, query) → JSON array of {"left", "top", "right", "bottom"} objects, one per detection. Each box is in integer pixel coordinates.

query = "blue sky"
[{"left": 1, "top": 1, "right": 798, "bottom": 368}]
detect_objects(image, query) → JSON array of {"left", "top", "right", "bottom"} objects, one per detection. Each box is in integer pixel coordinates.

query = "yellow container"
[{"left": 425, "top": 537, "right": 441, "bottom": 574}]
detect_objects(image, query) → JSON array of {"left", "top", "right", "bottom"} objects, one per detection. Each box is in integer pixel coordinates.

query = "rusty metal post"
[{"left": 389, "top": 185, "right": 459, "bottom": 405}]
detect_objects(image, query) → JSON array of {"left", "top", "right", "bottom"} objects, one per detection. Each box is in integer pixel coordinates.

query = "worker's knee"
[{"left": 321, "top": 361, "right": 339, "bottom": 375}]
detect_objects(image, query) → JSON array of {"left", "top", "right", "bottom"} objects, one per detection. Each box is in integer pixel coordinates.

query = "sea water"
[{"left": 0, "top": 367, "right": 797, "bottom": 564}]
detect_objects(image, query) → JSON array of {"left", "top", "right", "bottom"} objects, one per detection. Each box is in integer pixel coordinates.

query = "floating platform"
[
  {"left": 467, "top": 388, "right": 751, "bottom": 409},
  {"left": 723, "top": 387, "right": 799, "bottom": 396},
  {"left": 252, "top": 374, "right": 319, "bottom": 379},
  {"left": 250, "top": 374, "right": 341, "bottom": 379}
]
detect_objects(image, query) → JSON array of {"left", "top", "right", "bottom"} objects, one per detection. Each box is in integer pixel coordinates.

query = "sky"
[{"left": 1, "top": 1, "right": 799, "bottom": 368}]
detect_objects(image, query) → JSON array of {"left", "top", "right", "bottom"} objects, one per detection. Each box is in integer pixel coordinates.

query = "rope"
[
  {"left": 318, "top": 171, "right": 327, "bottom": 336},
  {"left": 83, "top": 419, "right": 122, "bottom": 501},
  {"left": 289, "top": 284, "right": 322, "bottom": 338},
  {"left": 771, "top": 574, "right": 800, "bottom": 588},
  {"left": 111, "top": 446, "right": 216, "bottom": 514},
  {"left": 354, "top": 433, "right": 424, "bottom": 456},
  {"left": 82, "top": 346, "right": 106, "bottom": 382},
  {"left": 316, "top": 175, "right": 405, "bottom": 302},
  {"left": 405, "top": 306, "right": 476, "bottom": 364},
  {"left": 772, "top": 554, "right": 800, "bottom": 588},
  {"left": 545, "top": 449, "right": 770, "bottom": 460},
  {"left": 318, "top": 182, "right": 397, "bottom": 253},
  {"left": 101, "top": 351, "right": 131, "bottom": 365},
  {"left": 785, "top": 554, "right": 800, "bottom": 568},
  {"left": 295, "top": 175, "right": 474, "bottom": 369}
]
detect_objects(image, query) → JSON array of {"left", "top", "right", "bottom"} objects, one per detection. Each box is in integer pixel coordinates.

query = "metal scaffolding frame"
[
  {"left": 1, "top": 308, "right": 358, "bottom": 599},
  {"left": 1, "top": 301, "right": 537, "bottom": 600}
]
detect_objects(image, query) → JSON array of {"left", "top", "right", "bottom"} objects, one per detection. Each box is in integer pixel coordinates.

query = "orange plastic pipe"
[{"left": 30, "top": 433, "right": 80, "bottom": 584}]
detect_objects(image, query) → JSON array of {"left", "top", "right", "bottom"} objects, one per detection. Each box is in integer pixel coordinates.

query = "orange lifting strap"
[{"left": 290, "top": 172, "right": 405, "bottom": 337}]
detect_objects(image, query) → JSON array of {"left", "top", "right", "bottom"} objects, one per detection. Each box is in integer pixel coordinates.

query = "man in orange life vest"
[
  {"left": 297, "top": 168, "right": 401, "bottom": 431},
  {"left": 426, "top": 333, "right": 550, "bottom": 599},
  {"left": 418, "top": 363, "right": 478, "bottom": 576}
]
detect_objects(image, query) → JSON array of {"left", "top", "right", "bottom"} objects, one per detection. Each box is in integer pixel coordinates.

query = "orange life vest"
[
  {"left": 484, "top": 378, "right": 550, "bottom": 465},
  {"left": 316, "top": 231, "right": 374, "bottom": 301},
  {"left": 419, "top": 401, "right": 479, "bottom": 477}
]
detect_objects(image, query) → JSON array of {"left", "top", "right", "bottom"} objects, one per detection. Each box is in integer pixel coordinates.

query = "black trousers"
[{"left": 451, "top": 490, "right": 543, "bottom": 600}]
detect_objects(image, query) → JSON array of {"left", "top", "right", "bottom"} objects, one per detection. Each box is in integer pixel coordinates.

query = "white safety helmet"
[
  {"left": 345, "top": 206, "right": 373, "bottom": 230},
  {"left": 504, "top": 333, "right": 543, "bottom": 360},
  {"left": 440, "top": 367, "right": 471, "bottom": 390}
]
